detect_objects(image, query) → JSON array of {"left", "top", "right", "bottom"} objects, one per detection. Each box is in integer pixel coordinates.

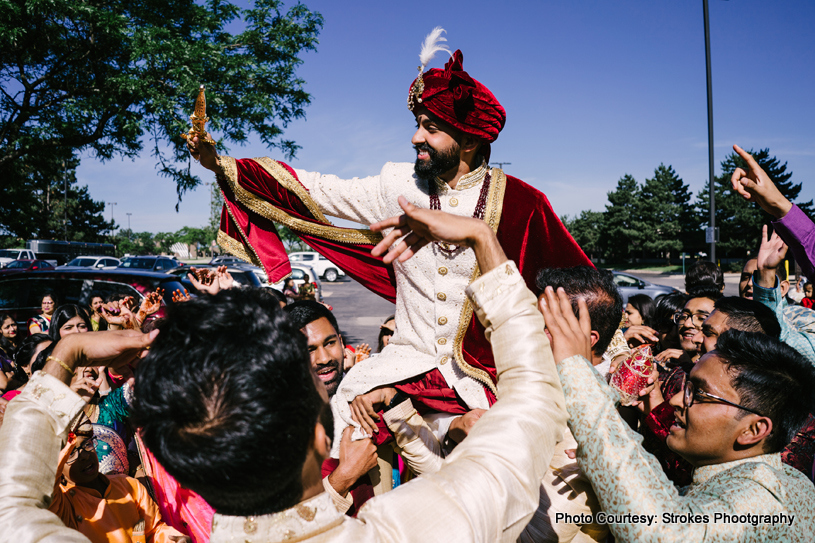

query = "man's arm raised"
[
  {"left": 344, "top": 200, "right": 567, "bottom": 542},
  {"left": 731, "top": 144, "right": 815, "bottom": 282}
]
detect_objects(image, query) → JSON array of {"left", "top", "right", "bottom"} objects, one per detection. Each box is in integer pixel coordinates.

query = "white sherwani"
[{"left": 294, "top": 160, "right": 502, "bottom": 452}]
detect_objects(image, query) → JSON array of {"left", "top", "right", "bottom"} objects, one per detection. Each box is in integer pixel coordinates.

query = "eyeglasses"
[
  {"left": 673, "top": 311, "right": 709, "bottom": 328},
  {"left": 682, "top": 376, "right": 764, "bottom": 417},
  {"left": 66, "top": 437, "right": 98, "bottom": 464}
]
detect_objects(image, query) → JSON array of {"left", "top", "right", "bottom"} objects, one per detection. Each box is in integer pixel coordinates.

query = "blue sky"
[{"left": 77, "top": 0, "right": 815, "bottom": 233}]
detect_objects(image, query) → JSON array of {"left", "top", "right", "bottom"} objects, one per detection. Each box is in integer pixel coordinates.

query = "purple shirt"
[{"left": 773, "top": 204, "right": 815, "bottom": 283}]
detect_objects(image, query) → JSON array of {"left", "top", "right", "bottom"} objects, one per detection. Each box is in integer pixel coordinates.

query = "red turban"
[{"left": 408, "top": 50, "right": 506, "bottom": 144}]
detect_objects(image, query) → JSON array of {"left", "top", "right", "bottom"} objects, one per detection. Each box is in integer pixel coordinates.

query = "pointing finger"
[{"left": 733, "top": 144, "right": 761, "bottom": 173}]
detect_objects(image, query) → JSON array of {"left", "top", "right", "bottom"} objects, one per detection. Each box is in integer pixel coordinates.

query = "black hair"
[
  {"left": 89, "top": 291, "right": 106, "bottom": 303},
  {"left": 31, "top": 341, "right": 56, "bottom": 374},
  {"left": 685, "top": 261, "right": 725, "bottom": 299},
  {"left": 133, "top": 289, "right": 321, "bottom": 516},
  {"left": 285, "top": 301, "right": 340, "bottom": 337},
  {"left": 13, "top": 333, "right": 52, "bottom": 383},
  {"left": 626, "top": 294, "right": 655, "bottom": 327},
  {"left": 653, "top": 292, "right": 689, "bottom": 332},
  {"left": 713, "top": 297, "right": 781, "bottom": 338},
  {"left": 41, "top": 290, "right": 58, "bottom": 305},
  {"left": 714, "top": 329, "right": 815, "bottom": 453},
  {"left": 377, "top": 315, "right": 396, "bottom": 353},
  {"left": 535, "top": 266, "right": 623, "bottom": 356},
  {"left": 0, "top": 313, "right": 18, "bottom": 356},
  {"left": 49, "top": 304, "right": 92, "bottom": 341}
]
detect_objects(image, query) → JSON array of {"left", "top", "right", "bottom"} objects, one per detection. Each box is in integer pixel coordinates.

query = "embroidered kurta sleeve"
[
  {"left": 558, "top": 354, "right": 815, "bottom": 542},
  {"left": 343, "top": 260, "right": 568, "bottom": 542},
  {"left": 751, "top": 274, "right": 815, "bottom": 365},
  {"left": 382, "top": 399, "right": 445, "bottom": 476},
  {"left": 0, "top": 372, "right": 89, "bottom": 542},
  {"left": 773, "top": 204, "right": 815, "bottom": 283},
  {"left": 294, "top": 168, "right": 389, "bottom": 226}
]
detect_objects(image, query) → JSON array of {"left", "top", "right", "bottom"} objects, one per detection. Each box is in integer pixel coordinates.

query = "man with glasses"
[
  {"left": 673, "top": 295, "right": 719, "bottom": 364},
  {"left": 47, "top": 417, "right": 189, "bottom": 542},
  {"left": 540, "top": 287, "right": 815, "bottom": 541}
]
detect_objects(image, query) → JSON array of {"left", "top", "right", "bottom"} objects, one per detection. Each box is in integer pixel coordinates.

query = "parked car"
[
  {"left": 612, "top": 271, "right": 679, "bottom": 305},
  {"left": 59, "top": 255, "right": 121, "bottom": 270},
  {"left": 209, "top": 255, "right": 248, "bottom": 266},
  {"left": 119, "top": 256, "right": 184, "bottom": 272},
  {"left": 288, "top": 251, "right": 345, "bottom": 282},
  {"left": 0, "top": 259, "right": 56, "bottom": 275},
  {"left": 0, "top": 268, "right": 187, "bottom": 335},
  {"left": 0, "top": 249, "right": 36, "bottom": 268}
]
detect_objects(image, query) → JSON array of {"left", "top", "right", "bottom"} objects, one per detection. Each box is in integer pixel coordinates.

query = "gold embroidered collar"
[
  {"left": 210, "top": 492, "right": 344, "bottom": 542},
  {"left": 434, "top": 158, "right": 489, "bottom": 193}
]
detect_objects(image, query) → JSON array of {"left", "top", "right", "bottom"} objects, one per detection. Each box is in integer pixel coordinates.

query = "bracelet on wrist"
[{"left": 47, "top": 356, "right": 75, "bottom": 377}]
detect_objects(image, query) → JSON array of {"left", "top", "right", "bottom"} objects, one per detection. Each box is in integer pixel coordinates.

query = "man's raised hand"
[
  {"left": 371, "top": 195, "right": 507, "bottom": 273},
  {"left": 187, "top": 133, "right": 220, "bottom": 173},
  {"left": 730, "top": 144, "right": 792, "bottom": 219},
  {"left": 537, "top": 286, "right": 593, "bottom": 364},
  {"left": 756, "top": 224, "right": 788, "bottom": 288},
  {"left": 371, "top": 196, "right": 489, "bottom": 264}
]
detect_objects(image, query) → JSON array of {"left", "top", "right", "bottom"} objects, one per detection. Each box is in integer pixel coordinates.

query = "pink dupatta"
[{"left": 136, "top": 434, "right": 214, "bottom": 543}]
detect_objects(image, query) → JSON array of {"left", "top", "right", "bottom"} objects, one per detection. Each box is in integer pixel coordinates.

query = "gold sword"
[{"left": 181, "top": 85, "right": 216, "bottom": 146}]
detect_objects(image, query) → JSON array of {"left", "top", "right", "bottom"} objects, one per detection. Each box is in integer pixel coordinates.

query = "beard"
[{"left": 413, "top": 142, "right": 461, "bottom": 179}]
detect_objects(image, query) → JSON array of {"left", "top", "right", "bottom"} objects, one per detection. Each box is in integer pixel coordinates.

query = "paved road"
[
  {"left": 320, "top": 269, "right": 744, "bottom": 349},
  {"left": 321, "top": 277, "right": 395, "bottom": 349}
]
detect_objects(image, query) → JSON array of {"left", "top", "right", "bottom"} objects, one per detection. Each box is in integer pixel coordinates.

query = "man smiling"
[
  {"left": 540, "top": 287, "right": 815, "bottom": 542},
  {"left": 285, "top": 301, "right": 345, "bottom": 397}
]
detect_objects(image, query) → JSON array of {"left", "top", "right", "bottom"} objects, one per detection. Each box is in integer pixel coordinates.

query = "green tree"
[
  {"left": 639, "top": 164, "right": 687, "bottom": 261},
  {"left": 695, "top": 148, "right": 813, "bottom": 257},
  {"left": 0, "top": 150, "right": 114, "bottom": 241},
  {"left": 0, "top": 0, "right": 323, "bottom": 204},
  {"left": 114, "top": 231, "right": 158, "bottom": 256},
  {"left": 278, "top": 224, "right": 309, "bottom": 252},
  {"left": 562, "top": 210, "right": 604, "bottom": 261},
  {"left": 601, "top": 174, "right": 644, "bottom": 262}
]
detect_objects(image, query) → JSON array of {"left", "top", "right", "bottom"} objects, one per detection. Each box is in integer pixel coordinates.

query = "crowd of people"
[{"left": 1, "top": 30, "right": 815, "bottom": 543}]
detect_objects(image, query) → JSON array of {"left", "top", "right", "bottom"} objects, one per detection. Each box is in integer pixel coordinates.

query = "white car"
[
  {"left": 0, "top": 249, "right": 35, "bottom": 268},
  {"left": 288, "top": 251, "right": 345, "bottom": 282},
  {"left": 58, "top": 255, "right": 121, "bottom": 270}
]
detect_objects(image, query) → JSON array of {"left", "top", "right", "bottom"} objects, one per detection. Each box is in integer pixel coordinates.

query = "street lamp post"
[
  {"left": 703, "top": 0, "right": 717, "bottom": 263},
  {"left": 63, "top": 161, "right": 68, "bottom": 241},
  {"left": 126, "top": 213, "right": 132, "bottom": 240},
  {"left": 490, "top": 161, "right": 511, "bottom": 170},
  {"left": 107, "top": 202, "right": 117, "bottom": 227}
]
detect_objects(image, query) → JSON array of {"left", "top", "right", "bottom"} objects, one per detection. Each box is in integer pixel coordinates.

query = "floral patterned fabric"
[{"left": 558, "top": 354, "right": 815, "bottom": 542}]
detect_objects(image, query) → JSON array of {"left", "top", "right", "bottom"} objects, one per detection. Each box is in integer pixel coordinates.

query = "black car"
[
  {"left": 119, "top": 256, "right": 184, "bottom": 272},
  {"left": 0, "top": 268, "right": 187, "bottom": 335}
]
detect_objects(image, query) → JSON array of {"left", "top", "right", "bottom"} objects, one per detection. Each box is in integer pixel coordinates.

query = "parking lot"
[{"left": 320, "top": 277, "right": 395, "bottom": 349}]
